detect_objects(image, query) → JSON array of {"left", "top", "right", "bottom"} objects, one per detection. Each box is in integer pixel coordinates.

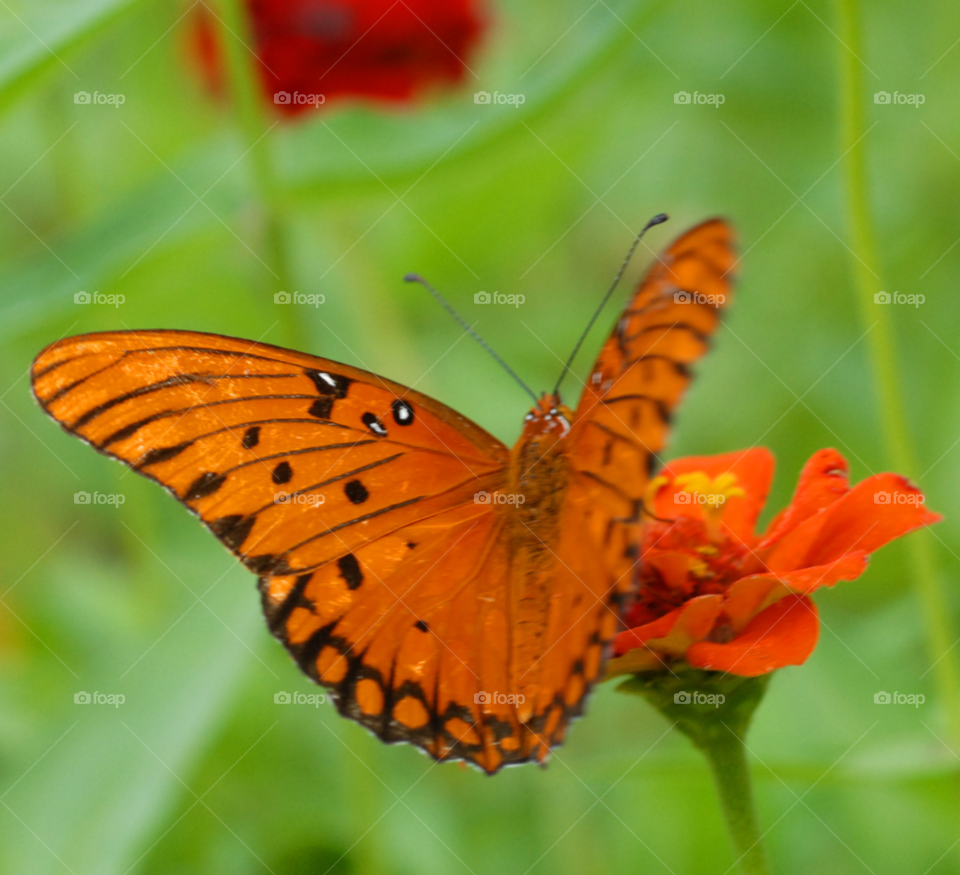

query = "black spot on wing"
[
  {"left": 242, "top": 426, "right": 260, "bottom": 449},
  {"left": 304, "top": 369, "right": 352, "bottom": 398},
  {"left": 392, "top": 399, "right": 414, "bottom": 426},
  {"left": 137, "top": 442, "right": 191, "bottom": 469},
  {"left": 244, "top": 554, "right": 295, "bottom": 575},
  {"left": 184, "top": 472, "right": 226, "bottom": 501},
  {"left": 210, "top": 514, "right": 256, "bottom": 551},
  {"left": 414, "top": 620, "right": 429, "bottom": 632},
  {"left": 337, "top": 554, "right": 363, "bottom": 590},
  {"left": 362, "top": 412, "right": 387, "bottom": 437},
  {"left": 272, "top": 461, "right": 293, "bottom": 484},
  {"left": 309, "top": 398, "right": 334, "bottom": 419},
  {"left": 344, "top": 480, "right": 369, "bottom": 505}
]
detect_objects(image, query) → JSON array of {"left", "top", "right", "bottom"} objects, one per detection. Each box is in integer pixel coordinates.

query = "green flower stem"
[
  {"left": 699, "top": 728, "right": 771, "bottom": 875},
  {"left": 215, "top": 0, "right": 305, "bottom": 351},
  {"left": 619, "top": 669, "right": 772, "bottom": 875},
  {"left": 836, "top": 0, "right": 960, "bottom": 746}
]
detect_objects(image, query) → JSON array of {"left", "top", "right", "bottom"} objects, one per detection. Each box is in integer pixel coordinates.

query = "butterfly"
[{"left": 32, "top": 219, "right": 735, "bottom": 773}]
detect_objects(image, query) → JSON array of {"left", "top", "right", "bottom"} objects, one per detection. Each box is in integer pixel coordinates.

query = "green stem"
[
  {"left": 618, "top": 669, "right": 772, "bottom": 874},
  {"left": 836, "top": 0, "right": 960, "bottom": 747},
  {"left": 698, "top": 726, "right": 771, "bottom": 875},
  {"left": 215, "top": 0, "right": 305, "bottom": 351}
]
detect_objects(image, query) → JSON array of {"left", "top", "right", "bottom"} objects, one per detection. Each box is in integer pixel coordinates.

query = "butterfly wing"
[
  {"left": 531, "top": 219, "right": 737, "bottom": 734},
  {"left": 32, "top": 329, "right": 524, "bottom": 770},
  {"left": 570, "top": 217, "right": 736, "bottom": 540}
]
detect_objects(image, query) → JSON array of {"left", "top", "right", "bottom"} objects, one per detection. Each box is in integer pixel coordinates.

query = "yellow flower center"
[{"left": 671, "top": 470, "right": 745, "bottom": 541}]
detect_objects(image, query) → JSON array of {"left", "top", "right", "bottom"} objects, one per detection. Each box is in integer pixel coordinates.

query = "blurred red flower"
[
  {"left": 608, "top": 448, "right": 940, "bottom": 678},
  {"left": 190, "top": 0, "right": 485, "bottom": 115}
]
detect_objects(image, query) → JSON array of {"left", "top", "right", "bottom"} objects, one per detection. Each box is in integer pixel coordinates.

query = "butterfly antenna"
[
  {"left": 552, "top": 212, "right": 669, "bottom": 396},
  {"left": 405, "top": 274, "right": 539, "bottom": 403}
]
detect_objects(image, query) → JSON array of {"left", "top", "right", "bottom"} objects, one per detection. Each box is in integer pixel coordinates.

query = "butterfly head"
[{"left": 522, "top": 394, "right": 573, "bottom": 439}]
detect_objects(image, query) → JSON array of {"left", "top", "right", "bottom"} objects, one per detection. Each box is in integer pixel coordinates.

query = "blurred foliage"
[{"left": 2, "top": 0, "right": 960, "bottom": 872}]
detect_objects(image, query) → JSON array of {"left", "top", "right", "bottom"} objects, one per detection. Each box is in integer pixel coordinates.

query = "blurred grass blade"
[{"left": 0, "top": 0, "right": 148, "bottom": 114}]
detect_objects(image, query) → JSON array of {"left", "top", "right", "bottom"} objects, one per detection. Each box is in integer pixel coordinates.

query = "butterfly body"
[{"left": 32, "top": 219, "right": 735, "bottom": 772}]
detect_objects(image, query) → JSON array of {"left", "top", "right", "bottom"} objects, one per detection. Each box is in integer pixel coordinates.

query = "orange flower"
[{"left": 608, "top": 448, "right": 941, "bottom": 678}]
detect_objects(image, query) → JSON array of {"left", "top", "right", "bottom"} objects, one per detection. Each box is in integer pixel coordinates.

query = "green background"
[{"left": 1, "top": 0, "right": 959, "bottom": 872}]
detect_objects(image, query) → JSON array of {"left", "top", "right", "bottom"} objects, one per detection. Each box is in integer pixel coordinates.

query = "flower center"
[{"left": 629, "top": 470, "right": 751, "bottom": 626}]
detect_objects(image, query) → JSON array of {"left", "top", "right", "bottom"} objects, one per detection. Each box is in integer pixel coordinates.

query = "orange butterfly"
[{"left": 32, "top": 219, "right": 735, "bottom": 773}]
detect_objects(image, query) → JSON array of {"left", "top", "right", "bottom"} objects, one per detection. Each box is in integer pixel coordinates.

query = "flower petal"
[
  {"left": 654, "top": 448, "right": 775, "bottom": 541},
  {"left": 803, "top": 474, "right": 941, "bottom": 566},
  {"left": 613, "top": 594, "right": 722, "bottom": 658},
  {"left": 722, "top": 552, "right": 868, "bottom": 632},
  {"left": 687, "top": 595, "right": 819, "bottom": 676},
  {"left": 759, "top": 448, "right": 849, "bottom": 547}
]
